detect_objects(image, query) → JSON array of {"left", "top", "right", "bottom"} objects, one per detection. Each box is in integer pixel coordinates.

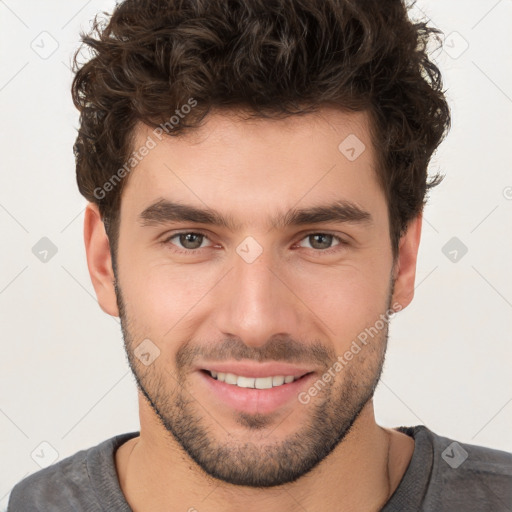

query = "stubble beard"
[{"left": 116, "top": 282, "right": 391, "bottom": 487}]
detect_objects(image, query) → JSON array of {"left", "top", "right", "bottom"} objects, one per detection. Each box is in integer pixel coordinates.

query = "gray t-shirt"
[{"left": 7, "top": 425, "right": 512, "bottom": 511}]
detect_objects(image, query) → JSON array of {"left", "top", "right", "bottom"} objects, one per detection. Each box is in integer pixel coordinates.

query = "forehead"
[{"left": 121, "top": 107, "right": 385, "bottom": 224}]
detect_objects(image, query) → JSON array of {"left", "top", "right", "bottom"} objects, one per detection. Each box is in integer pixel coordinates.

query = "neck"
[{"left": 116, "top": 397, "right": 413, "bottom": 512}]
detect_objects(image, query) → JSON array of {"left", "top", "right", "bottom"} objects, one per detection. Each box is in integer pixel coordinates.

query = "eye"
[
  {"left": 297, "top": 233, "right": 344, "bottom": 252},
  {"left": 161, "top": 231, "right": 347, "bottom": 255},
  {"left": 163, "top": 231, "right": 212, "bottom": 252}
]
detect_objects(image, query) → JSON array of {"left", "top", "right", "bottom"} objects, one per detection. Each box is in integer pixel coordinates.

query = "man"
[{"left": 8, "top": 0, "right": 512, "bottom": 510}]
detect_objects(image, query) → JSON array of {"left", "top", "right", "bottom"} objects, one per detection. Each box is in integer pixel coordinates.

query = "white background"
[{"left": 1, "top": 1, "right": 511, "bottom": 507}]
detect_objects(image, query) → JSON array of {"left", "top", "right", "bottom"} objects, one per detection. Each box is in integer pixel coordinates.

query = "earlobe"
[
  {"left": 391, "top": 213, "right": 422, "bottom": 311},
  {"left": 84, "top": 203, "right": 120, "bottom": 317}
]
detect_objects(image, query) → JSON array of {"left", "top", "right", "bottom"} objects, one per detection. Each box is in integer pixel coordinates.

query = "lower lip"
[{"left": 197, "top": 370, "right": 316, "bottom": 415}]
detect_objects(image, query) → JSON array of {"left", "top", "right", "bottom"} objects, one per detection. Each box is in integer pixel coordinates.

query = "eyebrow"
[{"left": 139, "top": 198, "right": 372, "bottom": 231}]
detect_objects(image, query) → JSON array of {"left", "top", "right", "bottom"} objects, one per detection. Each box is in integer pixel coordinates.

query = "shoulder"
[
  {"left": 409, "top": 425, "right": 512, "bottom": 510},
  {"left": 7, "top": 446, "right": 91, "bottom": 511},
  {"left": 422, "top": 425, "right": 512, "bottom": 475},
  {"left": 7, "top": 433, "right": 138, "bottom": 512}
]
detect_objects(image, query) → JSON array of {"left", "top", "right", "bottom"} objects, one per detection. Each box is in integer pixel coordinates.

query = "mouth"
[
  {"left": 195, "top": 362, "right": 317, "bottom": 415},
  {"left": 203, "top": 369, "right": 308, "bottom": 389}
]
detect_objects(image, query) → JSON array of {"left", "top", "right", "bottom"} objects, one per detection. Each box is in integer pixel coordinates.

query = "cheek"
[
  {"left": 291, "top": 262, "right": 391, "bottom": 346},
  {"left": 121, "top": 261, "right": 221, "bottom": 336}
]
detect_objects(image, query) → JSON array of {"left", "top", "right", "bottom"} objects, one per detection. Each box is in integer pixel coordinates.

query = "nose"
[{"left": 214, "top": 244, "right": 303, "bottom": 348}]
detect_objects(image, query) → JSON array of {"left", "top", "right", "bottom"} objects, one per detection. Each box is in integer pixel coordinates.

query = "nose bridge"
[{"left": 215, "top": 245, "right": 299, "bottom": 347}]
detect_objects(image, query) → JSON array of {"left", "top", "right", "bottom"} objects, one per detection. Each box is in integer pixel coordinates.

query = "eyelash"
[{"left": 161, "top": 231, "right": 348, "bottom": 255}]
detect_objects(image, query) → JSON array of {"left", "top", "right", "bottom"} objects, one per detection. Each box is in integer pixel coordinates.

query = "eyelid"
[
  {"left": 298, "top": 228, "right": 352, "bottom": 244},
  {"left": 298, "top": 229, "right": 347, "bottom": 240},
  {"left": 162, "top": 229, "right": 211, "bottom": 240}
]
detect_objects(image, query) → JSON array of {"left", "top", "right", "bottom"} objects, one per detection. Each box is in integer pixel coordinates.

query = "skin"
[{"left": 84, "top": 107, "right": 419, "bottom": 512}]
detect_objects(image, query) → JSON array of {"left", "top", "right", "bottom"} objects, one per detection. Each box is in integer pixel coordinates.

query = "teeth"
[
  {"left": 255, "top": 376, "right": 273, "bottom": 389},
  {"left": 272, "top": 376, "right": 285, "bottom": 386},
  {"left": 225, "top": 373, "right": 238, "bottom": 385},
  {"left": 209, "top": 371, "right": 301, "bottom": 388},
  {"left": 237, "top": 376, "right": 255, "bottom": 388}
]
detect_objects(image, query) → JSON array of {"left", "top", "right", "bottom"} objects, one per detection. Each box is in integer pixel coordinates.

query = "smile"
[
  {"left": 197, "top": 363, "right": 317, "bottom": 415},
  {"left": 208, "top": 370, "right": 303, "bottom": 389}
]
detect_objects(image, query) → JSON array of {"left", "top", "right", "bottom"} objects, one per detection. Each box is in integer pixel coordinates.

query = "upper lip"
[{"left": 198, "top": 361, "right": 314, "bottom": 379}]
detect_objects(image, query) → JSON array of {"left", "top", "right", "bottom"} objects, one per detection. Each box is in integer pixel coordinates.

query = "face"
[{"left": 89, "top": 107, "right": 418, "bottom": 487}]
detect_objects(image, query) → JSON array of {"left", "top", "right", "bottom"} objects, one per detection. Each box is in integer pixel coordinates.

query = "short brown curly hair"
[{"left": 72, "top": 0, "right": 450, "bottom": 259}]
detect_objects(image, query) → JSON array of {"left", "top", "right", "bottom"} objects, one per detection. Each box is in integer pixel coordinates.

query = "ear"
[
  {"left": 84, "top": 203, "right": 119, "bottom": 317},
  {"left": 391, "top": 213, "right": 422, "bottom": 311}
]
